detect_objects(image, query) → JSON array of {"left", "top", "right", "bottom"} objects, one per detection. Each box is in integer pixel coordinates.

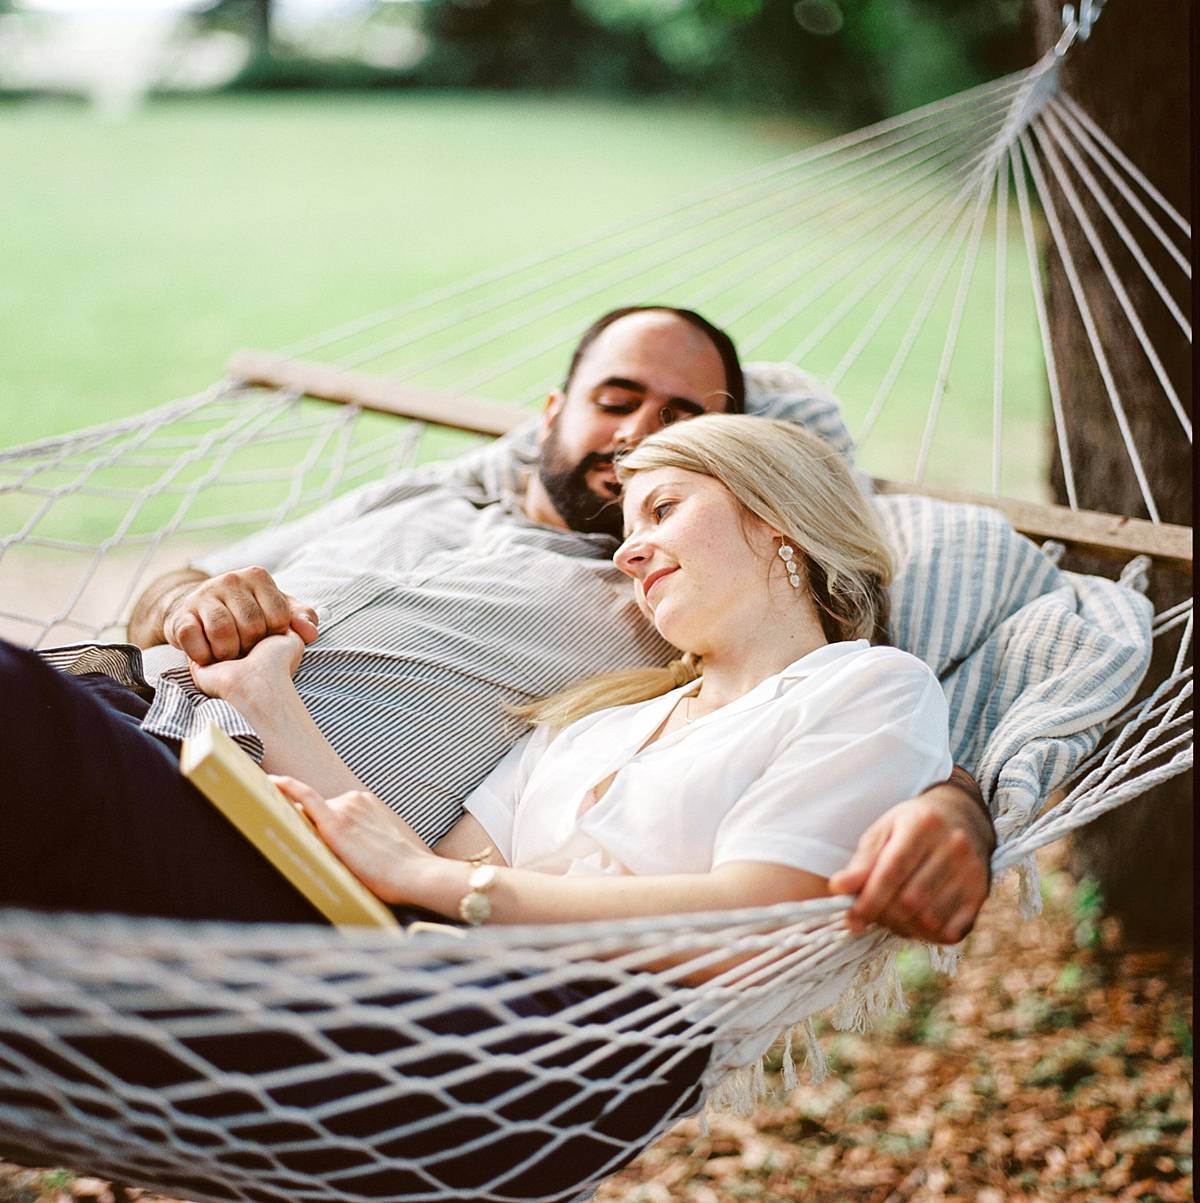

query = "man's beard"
[{"left": 536, "top": 427, "right": 624, "bottom": 538}]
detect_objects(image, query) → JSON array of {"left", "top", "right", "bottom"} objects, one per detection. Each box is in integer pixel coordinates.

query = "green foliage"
[
  {"left": 465, "top": 0, "right": 1028, "bottom": 120},
  {"left": 1165, "top": 1011, "right": 1192, "bottom": 1058},
  {"left": 418, "top": 0, "right": 612, "bottom": 90},
  {"left": 1055, "top": 961, "right": 1084, "bottom": 993},
  {"left": 210, "top": 0, "right": 1030, "bottom": 124},
  {"left": 895, "top": 944, "right": 936, "bottom": 991},
  {"left": 1071, "top": 875, "right": 1106, "bottom": 950},
  {"left": 35, "top": 1172, "right": 73, "bottom": 1194}
]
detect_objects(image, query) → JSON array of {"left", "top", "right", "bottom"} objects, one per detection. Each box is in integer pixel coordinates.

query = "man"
[{"left": 122, "top": 305, "right": 992, "bottom": 942}]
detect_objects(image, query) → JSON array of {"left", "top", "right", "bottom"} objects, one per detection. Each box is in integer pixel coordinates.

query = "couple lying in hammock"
[
  {"left": 6, "top": 305, "right": 992, "bottom": 940},
  {"left": 3, "top": 305, "right": 999, "bottom": 1196}
]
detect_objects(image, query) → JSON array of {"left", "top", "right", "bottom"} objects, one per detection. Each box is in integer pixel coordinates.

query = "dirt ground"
[{"left": 1, "top": 844, "right": 1191, "bottom": 1203}]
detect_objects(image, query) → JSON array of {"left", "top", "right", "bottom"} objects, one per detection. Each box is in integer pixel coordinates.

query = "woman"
[
  {"left": 0, "top": 415, "right": 950, "bottom": 1199},
  {"left": 189, "top": 414, "right": 950, "bottom": 932}
]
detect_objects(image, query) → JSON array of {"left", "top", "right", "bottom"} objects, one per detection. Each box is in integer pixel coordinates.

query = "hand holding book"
[
  {"left": 181, "top": 724, "right": 399, "bottom": 929},
  {"left": 270, "top": 773, "right": 441, "bottom": 909}
]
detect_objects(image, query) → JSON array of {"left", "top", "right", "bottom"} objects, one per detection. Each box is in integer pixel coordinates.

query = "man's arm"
[
  {"left": 128, "top": 565, "right": 319, "bottom": 664},
  {"left": 827, "top": 766, "right": 995, "bottom": 945}
]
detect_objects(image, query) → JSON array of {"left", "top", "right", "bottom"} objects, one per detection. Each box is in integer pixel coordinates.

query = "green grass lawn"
[
  {"left": 1, "top": 89, "right": 1052, "bottom": 560},
  {"left": 1, "top": 93, "right": 835, "bottom": 440}
]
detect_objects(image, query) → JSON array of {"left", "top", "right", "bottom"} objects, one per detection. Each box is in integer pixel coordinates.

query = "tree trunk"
[
  {"left": 1028, "top": 0, "right": 1193, "bottom": 945},
  {"left": 255, "top": 0, "right": 270, "bottom": 47}
]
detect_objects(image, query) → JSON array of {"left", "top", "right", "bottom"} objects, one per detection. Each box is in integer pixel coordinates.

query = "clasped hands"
[
  {"left": 170, "top": 565, "right": 316, "bottom": 713},
  {"left": 164, "top": 566, "right": 319, "bottom": 666},
  {"left": 188, "top": 626, "right": 306, "bottom": 713}
]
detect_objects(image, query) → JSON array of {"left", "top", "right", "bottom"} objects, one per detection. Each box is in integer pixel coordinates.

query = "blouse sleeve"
[
  {"left": 712, "top": 650, "right": 953, "bottom": 878},
  {"left": 462, "top": 725, "right": 555, "bottom": 865}
]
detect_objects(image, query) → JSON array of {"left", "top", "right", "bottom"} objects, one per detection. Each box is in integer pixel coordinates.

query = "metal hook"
[{"left": 1056, "top": 0, "right": 1103, "bottom": 57}]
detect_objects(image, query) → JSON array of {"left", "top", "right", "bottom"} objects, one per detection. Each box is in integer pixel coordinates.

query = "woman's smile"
[{"left": 642, "top": 566, "right": 678, "bottom": 602}]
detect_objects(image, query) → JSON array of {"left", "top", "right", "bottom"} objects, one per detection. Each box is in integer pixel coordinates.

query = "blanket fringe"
[
  {"left": 780, "top": 1024, "right": 798, "bottom": 1090},
  {"left": 800, "top": 1017, "right": 828, "bottom": 1085},
  {"left": 707, "top": 949, "right": 902, "bottom": 1116},
  {"left": 706, "top": 1016, "right": 830, "bottom": 1116},
  {"left": 706, "top": 1063, "right": 760, "bottom": 1116}
]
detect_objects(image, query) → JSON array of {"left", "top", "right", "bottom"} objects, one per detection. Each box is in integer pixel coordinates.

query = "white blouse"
[{"left": 464, "top": 641, "right": 952, "bottom": 880}]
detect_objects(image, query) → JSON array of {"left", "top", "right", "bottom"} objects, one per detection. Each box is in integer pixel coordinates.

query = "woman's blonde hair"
[{"left": 514, "top": 414, "right": 893, "bottom": 730}]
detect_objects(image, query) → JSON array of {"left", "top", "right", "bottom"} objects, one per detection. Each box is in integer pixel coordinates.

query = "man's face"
[{"left": 536, "top": 312, "right": 732, "bottom": 537}]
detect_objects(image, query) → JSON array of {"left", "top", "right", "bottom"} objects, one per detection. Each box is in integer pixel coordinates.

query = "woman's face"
[{"left": 614, "top": 466, "right": 781, "bottom": 653}]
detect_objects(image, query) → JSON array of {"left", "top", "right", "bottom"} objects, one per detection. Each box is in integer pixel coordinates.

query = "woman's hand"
[
  {"left": 271, "top": 775, "right": 435, "bottom": 904},
  {"left": 189, "top": 629, "right": 305, "bottom": 711}
]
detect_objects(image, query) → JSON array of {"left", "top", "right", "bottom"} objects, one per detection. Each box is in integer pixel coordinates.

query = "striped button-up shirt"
[
  {"left": 50, "top": 432, "right": 672, "bottom": 845},
  {"left": 180, "top": 436, "right": 673, "bottom": 843}
]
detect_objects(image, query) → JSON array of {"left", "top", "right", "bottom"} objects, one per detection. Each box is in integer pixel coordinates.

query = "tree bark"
[
  {"left": 1028, "top": 0, "right": 1193, "bottom": 945},
  {"left": 254, "top": 0, "right": 270, "bottom": 47}
]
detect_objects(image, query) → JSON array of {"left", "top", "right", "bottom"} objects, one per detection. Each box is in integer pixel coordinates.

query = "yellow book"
[{"left": 180, "top": 723, "right": 399, "bottom": 929}]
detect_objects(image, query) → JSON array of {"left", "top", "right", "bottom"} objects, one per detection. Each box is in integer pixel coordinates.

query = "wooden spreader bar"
[
  {"left": 227, "top": 350, "right": 1192, "bottom": 572},
  {"left": 228, "top": 350, "right": 528, "bottom": 438},
  {"left": 872, "top": 481, "right": 1192, "bottom": 572}
]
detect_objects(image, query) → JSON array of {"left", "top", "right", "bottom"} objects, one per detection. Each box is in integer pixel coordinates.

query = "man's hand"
[
  {"left": 162, "top": 567, "right": 319, "bottom": 665},
  {"left": 189, "top": 629, "right": 306, "bottom": 710},
  {"left": 828, "top": 769, "right": 995, "bottom": 944}
]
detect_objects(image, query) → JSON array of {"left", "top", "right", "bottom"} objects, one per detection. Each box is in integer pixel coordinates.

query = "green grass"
[
  {"left": 1, "top": 90, "right": 1052, "bottom": 552},
  {"left": 1, "top": 93, "right": 826, "bottom": 442}
]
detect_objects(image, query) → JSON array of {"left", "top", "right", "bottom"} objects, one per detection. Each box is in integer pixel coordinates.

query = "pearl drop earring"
[{"left": 777, "top": 543, "right": 801, "bottom": 589}]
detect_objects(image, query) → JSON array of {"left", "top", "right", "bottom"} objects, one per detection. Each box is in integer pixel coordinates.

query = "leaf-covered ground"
[
  {"left": 1, "top": 846, "right": 1191, "bottom": 1203},
  {"left": 598, "top": 846, "right": 1193, "bottom": 1203}
]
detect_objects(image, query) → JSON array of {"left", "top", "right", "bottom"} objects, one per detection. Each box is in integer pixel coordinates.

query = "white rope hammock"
[{"left": 0, "top": 11, "right": 1191, "bottom": 1201}]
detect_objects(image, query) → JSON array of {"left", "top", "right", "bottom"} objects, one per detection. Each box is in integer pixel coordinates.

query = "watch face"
[{"left": 459, "top": 891, "right": 493, "bottom": 926}]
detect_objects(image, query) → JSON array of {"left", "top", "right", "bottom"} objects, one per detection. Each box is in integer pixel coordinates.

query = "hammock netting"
[{"left": 0, "top": 15, "right": 1191, "bottom": 1203}]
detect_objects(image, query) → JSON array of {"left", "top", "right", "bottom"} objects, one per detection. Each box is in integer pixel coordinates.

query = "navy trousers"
[
  {"left": 1, "top": 638, "right": 329, "bottom": 922},
  {"left": 0, "top": 639, "right": 710, "bottom": 1199}
]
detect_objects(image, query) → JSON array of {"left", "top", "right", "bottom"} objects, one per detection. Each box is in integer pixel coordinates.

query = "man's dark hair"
[{"left": 563, "top": 306, "right": 745, "bottom": 413}]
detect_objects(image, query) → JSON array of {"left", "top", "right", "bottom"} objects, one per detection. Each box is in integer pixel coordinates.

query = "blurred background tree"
[
  {"left": 1028, "top": 0, "right": 1192, "bottom": 948},
  {"left": 185, "top": 0, "right": 1029, "bottom": 123},
  {"left": 0, "top": 0, "right": 1030, "bottom": 120}
]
